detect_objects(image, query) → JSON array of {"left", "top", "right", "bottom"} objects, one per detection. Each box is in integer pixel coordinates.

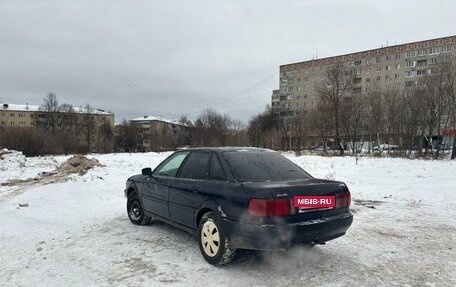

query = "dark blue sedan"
[{"left": 125, "top": 147, "right": 353, "bottom": 265}]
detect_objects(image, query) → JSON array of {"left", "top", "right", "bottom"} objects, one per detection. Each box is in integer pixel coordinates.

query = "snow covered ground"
[{"left": 0, "top": 151, "right": 455, "bottom": 287}]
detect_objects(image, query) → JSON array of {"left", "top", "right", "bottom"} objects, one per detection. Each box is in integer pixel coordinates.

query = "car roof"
[{"left": 176, "top": 147, "right": 273, "bottom": 153}]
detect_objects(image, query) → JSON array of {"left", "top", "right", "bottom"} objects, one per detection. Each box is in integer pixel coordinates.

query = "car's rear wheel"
[
  {"left": 198, "top": 212, "right": 235, "bottom": 265},
  {"left": 127, "top": 192, "right": 151, "bottom": 225}
]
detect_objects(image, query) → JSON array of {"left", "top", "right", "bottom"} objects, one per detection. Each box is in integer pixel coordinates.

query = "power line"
[{"left": 169, "top": 71, "right": 278, "bottom": 118}]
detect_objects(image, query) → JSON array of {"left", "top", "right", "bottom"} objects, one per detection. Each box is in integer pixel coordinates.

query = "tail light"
[
  {"left": 248, "top": 198, "right": 293, "bottom": 216},
  {"left": 336, "top": 191, "right": 351, "bottom": 208}
]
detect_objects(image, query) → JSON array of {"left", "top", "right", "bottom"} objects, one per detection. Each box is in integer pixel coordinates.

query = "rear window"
[{"left": 222, "top": 151, "right": 312, "bottom": 182}]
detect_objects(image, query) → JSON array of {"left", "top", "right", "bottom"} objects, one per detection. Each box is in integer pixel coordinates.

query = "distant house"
[{"left": 130, "top": 116, "right": 190, "bottom": 152}]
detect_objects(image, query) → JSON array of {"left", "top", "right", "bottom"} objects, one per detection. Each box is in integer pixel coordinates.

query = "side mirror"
[{"left": 142, "top": 167, "right": 152, "bottom": 176}]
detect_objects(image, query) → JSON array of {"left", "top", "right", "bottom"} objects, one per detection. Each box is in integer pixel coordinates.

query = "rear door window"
[
  {"left": 178, "top": 152, "right": 210, "bottom": 179},
  {"left": 209, "top": 153, "right": 226, "bottom": 180}
]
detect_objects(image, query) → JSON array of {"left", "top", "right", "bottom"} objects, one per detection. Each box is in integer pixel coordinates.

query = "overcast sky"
[{"left": 1, "top": 0, "right": 455, "bottom": 123}]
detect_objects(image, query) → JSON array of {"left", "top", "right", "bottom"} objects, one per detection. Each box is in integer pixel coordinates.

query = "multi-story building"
[
  {"left": 0, "top": 103, "right": 115, "bottom": 152},
  {"left": 0, "top": 103, "right": 114, "bottom": 129},
  {"left": 130, "top": 116, "right": 190, "bottom": 152},
  {"left": 273, "top": 35, "right": 456, "bottom": 119}
]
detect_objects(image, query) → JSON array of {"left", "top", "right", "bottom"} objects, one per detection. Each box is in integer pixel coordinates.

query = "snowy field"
[{"left": 0, "top": 151, "right": 455, "bottom": 287}]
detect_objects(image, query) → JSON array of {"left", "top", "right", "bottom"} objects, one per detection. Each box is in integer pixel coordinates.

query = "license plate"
[{"left": 294, "top": 195, "right": 336, "bottom": 209}]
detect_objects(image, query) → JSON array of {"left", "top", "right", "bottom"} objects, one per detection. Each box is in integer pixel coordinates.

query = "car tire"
[
  {"left": 127, "top": 192, "right": 151, "bottom": 225},
  {"left": 198, "top": 212, "right": 235, "bottom": 265}
]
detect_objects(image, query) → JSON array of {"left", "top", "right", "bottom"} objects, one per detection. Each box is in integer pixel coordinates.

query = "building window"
[
  {"left": 31, "top": 122, "right": 35, "bottom": 126},
  {"left": 19, "top": 122, "right": 26, "bottom": 126},
  {"left": 417, "top": 60, "right": 427, "bottom": 67},
  {"left": 386, "top": 65, "right": 391, "bottom": 71},
  {"left": 354, "top": 60, "right": 362, "bottom": 66},
  {"left": 405, "top": 61, "right": 416, "bottom": 68},
  {"left": 396, "top": 64, "right": 401, "bottom": 70},
  {"left": 19, "top": 113, "right": 25, "bottom": 118},
  {"left": 376, "top": 66, "right": 381, "bottom": 72},
  {"left": 386, "top": 55, "right": 392, "bottom": 61},
  {"left": 0, "top": 113, "right": 4, "bottom": 117},
  {"left": 0, "top": 121, "right": 5, "bottom": 126},
  {"left": 395, "top": 74, "right": 400, "bottom": 79},
  {"left": 10, "top": 113, "right": 15, "bottom": 117},
  {"left": 10, "top": 121, "right": 14, "bottom": 126},
  {"left": 406, "top": 51, "right": 416, "bottom": 58},
  {"left": 396, "top": 54, "right": 400, "bottom": 60},
  {"left": 428, "top": 47, "right": 441, "bottom": 55},
  {"left": 376, "top": 76, "right": 381, "bottom": 81},
  {"left": 416, "top": 69, "right": 427, "bottom": 76},
  {"left": 366, "top": 77, "right": 371, "bottom": 83},
  {"left": 418, "top": 49, "right": 427, "bottom": 56},
  {"left": 366, "top": 59, "right": 371, "bottom": 65},
  {"left": 385, "top": 75, "right": 391, "bottom": 81},
  {"left": 429, "top": 58, "right": 438, "bottom": 64},
  {"left": 376, "top": 57, "right": 381, "bottom": 63},
  {"left": 442, "top": 45, "right": 452, "bottom": 53}
]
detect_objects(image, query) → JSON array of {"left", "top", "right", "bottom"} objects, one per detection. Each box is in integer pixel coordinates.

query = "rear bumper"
[{"left": 222, "top": 211, "right": 353, "bottom": 250}]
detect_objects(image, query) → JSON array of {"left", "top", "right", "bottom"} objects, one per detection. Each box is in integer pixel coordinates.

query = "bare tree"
[
  {"left": 40, "top": 92, "right": 60, "bottom": 133},
  {"left": 58, "top": 103, "right": 78, "bottom": 154},
  {"left": 115, "top": 119, "right": 140, "bottom": 152},
  {"left": 192, "top": 109, "right": 230, "bottom": 146},
  {"left": 341, "top": 93, "right": 366, "bottom": 154},
  {"left": 82, "top": 104, "right": 95, "bottom": 152},
  {"left": 439, "top": 56, "right": 456, "bottom": 159},
  {"left": 366, "top": 91, "right": 385, "bottom": 152},
  {"left": 420, "top": 69, "right": 451, "bottom": 158},
  {"left": 317, "top": 65, "right": 355, "bottom": 154}
]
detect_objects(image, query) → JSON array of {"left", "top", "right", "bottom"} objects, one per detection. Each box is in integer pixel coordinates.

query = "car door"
[
  {"left": 142, "top": 151, "right": 189, "bottom": 219},
  {"left": 168, "top": 151, "right": 210, "bottom": 228}
]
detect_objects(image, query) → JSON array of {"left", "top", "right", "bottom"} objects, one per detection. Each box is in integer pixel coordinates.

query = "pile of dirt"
[{"left": 57, "top": 155, "right": 105, "bottom": 175}]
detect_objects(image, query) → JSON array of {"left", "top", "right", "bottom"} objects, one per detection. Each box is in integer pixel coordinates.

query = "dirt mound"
[{"left": 57, "top": 155, "right": 105, "bottom": 175}]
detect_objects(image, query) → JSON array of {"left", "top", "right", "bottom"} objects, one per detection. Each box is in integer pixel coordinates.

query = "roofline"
[
  {"left": 280, "top": 34, "right": 456, "bottom": 71},
  {"left": 1, "top": 103, "right": 113, "bottom": 115},
  {"left": 130, "top": 117, "right": 189, "bottom": 127}
]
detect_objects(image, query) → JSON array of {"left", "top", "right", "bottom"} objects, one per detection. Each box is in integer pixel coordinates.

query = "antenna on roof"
[{"left": 387, "top": 38, "right": 389, "bottom": 47}]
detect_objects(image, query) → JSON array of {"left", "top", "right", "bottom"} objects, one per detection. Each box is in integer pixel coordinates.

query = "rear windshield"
[{"left": 222, "top": 151, "right": 312, "bottom": 182}]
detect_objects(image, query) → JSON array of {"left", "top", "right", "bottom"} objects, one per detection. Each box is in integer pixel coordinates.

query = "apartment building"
[
  {"left": 0, "top": 103, "right": 114, "bottom": 129},
  {"left": 272, "top": 35, "right": 456, "bottom": 118},
  {"left": 130, "top": 116, "right": 190, "bottom": 152},
  {"left": 0, "top": 103, "right": 115, "bottom": 152}
]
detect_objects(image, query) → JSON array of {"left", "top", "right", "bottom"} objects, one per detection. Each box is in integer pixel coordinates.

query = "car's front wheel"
[
  {"left": 127, "top": 192, "right": 151, "bottom": 225},
  {"left": 198, "top": 212, "right": 235, "bottom": 265}
]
